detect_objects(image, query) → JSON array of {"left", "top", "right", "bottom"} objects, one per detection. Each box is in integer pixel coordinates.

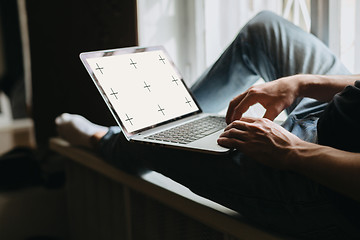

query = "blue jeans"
[{"left": 99, "top": 11, "right": 358, "bottom": 239}]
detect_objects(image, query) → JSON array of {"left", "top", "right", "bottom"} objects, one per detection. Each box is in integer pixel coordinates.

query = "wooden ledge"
[{"left": 50, "top": 137, "right": 283, "bottom": 240}]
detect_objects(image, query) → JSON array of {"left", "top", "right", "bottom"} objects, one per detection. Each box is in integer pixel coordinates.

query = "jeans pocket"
[{"left": 289, "top": 115, "right": 319, "bottom": 143}]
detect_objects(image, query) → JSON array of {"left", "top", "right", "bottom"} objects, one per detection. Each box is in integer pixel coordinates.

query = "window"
[
  {"left": 137, "top": 0, "right": 359, "bottom": 87},
  {"left": 338, "top": 0, "right": 360, "bottom": 73},
  {"left": 137, "top": 0, "right": 284, "bottom": 85},
  {"left": 312, "top": 0, "right": 360, "bottom": 73}
]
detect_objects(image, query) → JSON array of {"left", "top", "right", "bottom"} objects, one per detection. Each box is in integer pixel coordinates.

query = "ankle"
[{"left": 90, "top": 131, "right": 108, "bottom": 150}]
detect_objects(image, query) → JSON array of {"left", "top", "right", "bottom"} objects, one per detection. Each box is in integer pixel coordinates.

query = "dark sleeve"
[{"left": 317, "top": 80, "right": 360, "bottom": 153}]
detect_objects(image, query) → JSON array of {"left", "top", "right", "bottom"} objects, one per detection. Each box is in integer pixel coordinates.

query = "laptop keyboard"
[{"left": 145, "top": 116, "right": 227, "bottom": 144}]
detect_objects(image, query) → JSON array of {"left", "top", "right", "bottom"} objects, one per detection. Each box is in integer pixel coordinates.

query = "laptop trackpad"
[{"left": 190, "top": 129, "right": 229, "bottom": 153}]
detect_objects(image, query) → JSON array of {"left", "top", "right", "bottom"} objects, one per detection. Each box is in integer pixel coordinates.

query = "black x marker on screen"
[
  {"left": 157, "top": 104, "right": 165, "bottom": 115},
  {"left": 110, "top": 88, "right": 119, "bottom": 99},
  {"left": 125, "top": 114, "right": 134, "bottom": 125},
  {"left": 185, "top": 97, "right": 192, "bottom": 107},
  {"left": 144, "top": 81, "right": 151, "bottom": 92},
  {"left": 159, "top": 55, "right": 166, "bottom": 64},
  {"left": 130, "top": 58, "right": 137, "bottom": 69},
  {"left": 171, "top": 75, "right": 179, "bottom": 85},
  {"left": 95, "top": 63, "right": 104, "bottom": 74}
]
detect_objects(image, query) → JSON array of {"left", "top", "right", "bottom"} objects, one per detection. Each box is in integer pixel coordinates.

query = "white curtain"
[
  {"left": 338, "top": 0, "right": 360, "bottom": 73},
  {"left": 137, "top": 0, "right": 359, "bottom": 84},
  {"left": 137, "top": 0, "right": 283, "bottom": 85}
]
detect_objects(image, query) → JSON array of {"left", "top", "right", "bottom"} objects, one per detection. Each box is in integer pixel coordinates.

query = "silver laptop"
[{"left": 80, "top": 46, "right": 230, "bottom": 154}]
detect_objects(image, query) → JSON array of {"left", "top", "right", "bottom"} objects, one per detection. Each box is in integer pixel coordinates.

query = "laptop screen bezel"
[{"left": 79, "top": 45, "right": 203, "bottom": 139}]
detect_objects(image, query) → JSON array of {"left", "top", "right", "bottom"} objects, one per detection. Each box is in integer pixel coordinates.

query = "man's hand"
[
  {"left": 225, "top": 74, "right": 360, "bottom": 124},
  {"left": 218, "top": 118, "right": 360, "bottom": 202},
  {"left": 226, "top": 76, "right": 301, "bottom": 124},
  {"left": 218, "top": 117, "right": 303, "bottom": 170}
]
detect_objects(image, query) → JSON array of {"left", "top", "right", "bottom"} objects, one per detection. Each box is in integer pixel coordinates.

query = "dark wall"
[
  {"left": 0, "top": 0, "right": 27, "bottom": 118},
  {"left": 26, "top": 0, "right": 138, "bottom": 148}
]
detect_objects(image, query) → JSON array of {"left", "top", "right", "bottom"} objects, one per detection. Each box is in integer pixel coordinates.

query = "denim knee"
[{"left": 238, "top": 10, "right": 287, "bottom": 44}]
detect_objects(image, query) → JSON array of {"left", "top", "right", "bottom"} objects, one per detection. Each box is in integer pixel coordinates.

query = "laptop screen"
[{"left": 80, "top": 46, "right": 201, "bottom": 136}]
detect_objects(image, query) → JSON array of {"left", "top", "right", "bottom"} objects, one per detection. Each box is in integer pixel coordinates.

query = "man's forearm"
[
  {"left": 289, "top": 142, "right": 360, "bottom": 201},
  {"left": 297, "top": 74, "right": 360, "bottom": 102}
]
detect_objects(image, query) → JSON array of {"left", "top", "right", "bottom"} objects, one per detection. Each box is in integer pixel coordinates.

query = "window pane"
[{"left": 340, "top": 0, "right": 356, "bottom": 72}]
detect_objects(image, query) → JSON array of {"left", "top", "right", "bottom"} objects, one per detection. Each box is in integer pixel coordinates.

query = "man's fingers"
[
  {"left": 263, "top": 109, "right": 279, "bottom": 121},
  {"left": 217, "top": 135, "right": 245, "bottom": 149},
  {"left": 221, "top": 123, "right": 254, "bottom": 144},
  {"left": 220, "top": 121, "right": 249, "bottom": 149},
  {"left": 230, "top": 95, "right": 259, "bottom": 122},
  {"left": 226, "top": 93, "right": 246, "bottom": 124},
  {"left": 237, "top": 116, "right": 257, "bottom": 123},
  {"left": 224, "top": 120, "right": 249, "bottom": 131},
  {"left": 226, "top": 91, "right": 259, "bottom": 123}
]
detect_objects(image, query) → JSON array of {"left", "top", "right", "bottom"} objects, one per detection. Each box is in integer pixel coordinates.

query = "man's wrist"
[
  {"left": 285, "top": 140, "right": 313, "bottom": 172},
  {"left": 296, "top": 74, "right": 321, "bottom": 98}
]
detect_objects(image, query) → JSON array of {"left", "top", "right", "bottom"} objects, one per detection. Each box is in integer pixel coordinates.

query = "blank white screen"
[{"left": 87, "top": 50, "right": 199, "bottom": 133}]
